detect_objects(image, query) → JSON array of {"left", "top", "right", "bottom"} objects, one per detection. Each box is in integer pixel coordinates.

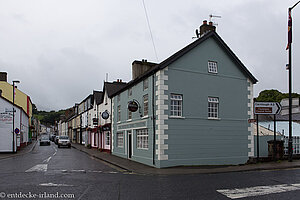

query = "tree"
[
  {"left": 256, "top": 89, "right": 300, "bottom": 102},
  {"left": 32, "top": 103, "right": 38, "bottom": 114}
]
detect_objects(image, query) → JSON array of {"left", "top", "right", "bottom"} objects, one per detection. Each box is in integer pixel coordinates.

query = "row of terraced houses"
[{"left": 57, "top": 21, "right": 258, "bottom": 168}]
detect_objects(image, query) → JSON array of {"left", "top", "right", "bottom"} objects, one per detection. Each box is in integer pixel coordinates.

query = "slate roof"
[
  {"left": 103, "top": 82, "right": 127, "bottom": 99},
  {"left": 93, "top": 90, "right": 103, "bottom": 105},
  {"left": 112, "top": 31, "right": 258, "bottom": 97}
]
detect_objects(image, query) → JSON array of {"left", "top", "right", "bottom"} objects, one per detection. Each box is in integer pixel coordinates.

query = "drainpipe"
[
  {"left": 110, "top": 98, "right": 113, "bottom": 154},
  {"left": 152, "top": 74, "right": 156, "bottom": 166}
]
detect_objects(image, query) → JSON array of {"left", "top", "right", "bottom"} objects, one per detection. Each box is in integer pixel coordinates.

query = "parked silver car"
[
  {"left": 40, "top": 135, "right": 50, "bottom": 146},
  {"left": 58, "top": 135, "right": 71, "bottom": 148}
]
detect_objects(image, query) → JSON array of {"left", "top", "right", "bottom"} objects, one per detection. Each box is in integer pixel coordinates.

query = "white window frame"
[
  {"left": 143, "top": 78, "right": 148, "bottom": 90},
  {"left": 208, "top": 61, "right": 218, "bottom": 74},
  {"left": 143, "top": 94, "right": 149, "bottom": 116},
  {"left": 128, "top": 110, "right": 132, "bottom": 120},
  {"left": 128, "top": 88, "right": 132, "bottom": 97},
  {"left": 170, "top": 94, "right": 183, "bottom": 117},
  {"left": 117, "top": 105, "right": 121, "bottom": 122},
  {"left": 137, "top": 129, "right": 148, "bottom": 149},
  {"left": 105, "top": 132, "right": 110, "bottom": 146},
  {"left": 117, "top": 132, "right": 124, "bottom": 148},
  {"left": 208, "top": 97, "right": 219, "bottom": 119}
]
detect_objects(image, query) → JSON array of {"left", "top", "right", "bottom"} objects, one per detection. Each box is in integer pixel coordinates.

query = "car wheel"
[{"left": 58, "top": 145, "right": 60, "bottom": 148}]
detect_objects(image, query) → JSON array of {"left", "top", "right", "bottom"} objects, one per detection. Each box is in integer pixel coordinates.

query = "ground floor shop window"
[
  {"left": 137, "top": 129, "right": 148, "bottom": 149},
  {"left": 117, "top": 132, "right": 124, "bottom": 148}
]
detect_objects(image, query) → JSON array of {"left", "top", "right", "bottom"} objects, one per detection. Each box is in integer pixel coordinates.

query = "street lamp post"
[
  {"left": 287, "top": 1, "right": 300, "bottom": 162},
  {"left": 12, "top": 80, "right": 20, "bottom": 153}
]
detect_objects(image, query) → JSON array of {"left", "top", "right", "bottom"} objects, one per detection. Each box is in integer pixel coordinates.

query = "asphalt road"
[{"left": 1, "top": 142, "right": 300, "bottom": 200}]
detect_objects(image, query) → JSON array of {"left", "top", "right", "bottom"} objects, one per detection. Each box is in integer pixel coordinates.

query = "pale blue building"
[{"left": 111, "top": 22, "right": 257, "bottom": 168}]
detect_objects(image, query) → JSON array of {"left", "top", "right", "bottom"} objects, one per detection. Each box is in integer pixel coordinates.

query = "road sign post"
[
  {"left": 254, "top": 102, "right": 282, "bottom": 161},
  {"left": 254, "top": 102, "right": 282, "bottom": 115}
]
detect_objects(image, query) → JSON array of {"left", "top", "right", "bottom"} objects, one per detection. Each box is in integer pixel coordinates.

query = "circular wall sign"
[
  {"left": 101, "top": 111, "right": 110, "bottom": 120},
  {"left": 15, "top": 128, "right": 20, "bottom": 134},
  {"left": 128, "top": 101, "right": 139, "bottom": 112}
]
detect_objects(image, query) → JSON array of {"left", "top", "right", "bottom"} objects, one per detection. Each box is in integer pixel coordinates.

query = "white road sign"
[{"left": 254, "top": 102, "right": 282, "bottom": 115}]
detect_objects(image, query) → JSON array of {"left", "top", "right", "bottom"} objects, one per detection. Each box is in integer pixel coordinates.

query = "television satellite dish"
[{"left": 195, "top": 29, "right": 200, "bottom": 38}]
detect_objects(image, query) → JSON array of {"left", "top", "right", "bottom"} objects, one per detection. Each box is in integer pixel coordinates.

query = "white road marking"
[
  {"left": 89, "top": 170, "right": 103, "bottom": 173},
  {"left": 53, "top": 152, "right": 57, "bottom": 156},
  {"left": 106, "top": 171, "right": 118, "bottom": 174},
  {"left": 25, "top": 164, "right": 48, "bottom": 172},
  {"left": 39, "top": 183, "right": 73, "bottom": 187},
  {"left": 217, "top": 183, "right": 300, "bottom": 199},
  {"left": 43, "top": 156, "right": 52, "bottom": 163},
  {"left": 71, "top": 169, "right": 86, "bottom": 172}
]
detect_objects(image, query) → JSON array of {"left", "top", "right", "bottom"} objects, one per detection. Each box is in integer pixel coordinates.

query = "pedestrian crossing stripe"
[
  {"left": 25, "top": 164, "right": 48, "bottom": 172},
  {"left": 217, "top": 183, "right": 300, "bottom": 199}
]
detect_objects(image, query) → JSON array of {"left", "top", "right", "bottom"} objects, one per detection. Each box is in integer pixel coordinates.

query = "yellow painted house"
[{"left": 0, "top": 72, "right": 33, "bottom": 139}]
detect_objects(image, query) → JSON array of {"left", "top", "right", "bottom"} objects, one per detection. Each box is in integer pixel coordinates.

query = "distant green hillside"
[{"left": 32, "top": 104, "right": 65, "bottom": 125}]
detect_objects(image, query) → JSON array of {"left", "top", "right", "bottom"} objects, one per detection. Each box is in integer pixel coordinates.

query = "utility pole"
[{"left": 12, "top": 80, "right": 20, "bottom": 153}]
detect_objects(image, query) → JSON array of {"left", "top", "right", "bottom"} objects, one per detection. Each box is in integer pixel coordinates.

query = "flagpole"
[{"left": 288, "top": 1, "right": 300, "bottom": 162}]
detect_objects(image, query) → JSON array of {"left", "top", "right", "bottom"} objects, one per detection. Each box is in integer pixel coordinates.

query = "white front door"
[{"left": 104, "top": 131, "right": 110, "bottom": 149}]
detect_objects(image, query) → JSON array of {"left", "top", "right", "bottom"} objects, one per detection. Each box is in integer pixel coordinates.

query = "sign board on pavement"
[{"left": 254, "top": 102, "right": 282, "bottom": 115}]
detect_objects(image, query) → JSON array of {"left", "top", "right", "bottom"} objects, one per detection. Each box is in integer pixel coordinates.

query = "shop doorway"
[{"left": 127, "top": 131, "right": 132, "bottom": 159}]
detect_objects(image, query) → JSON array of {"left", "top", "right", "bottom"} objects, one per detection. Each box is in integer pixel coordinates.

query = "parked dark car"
[
  {"left": 40, "top": 135, "right": 50, "bottom": 146},
  {"left": 58, "top": 135, "right": 71, "bottom": 148}
]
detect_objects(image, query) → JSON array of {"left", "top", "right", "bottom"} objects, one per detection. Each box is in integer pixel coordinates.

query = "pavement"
[
  {"left": 0, "top": 139, "right": 38, "bottom": 160},
  {"left": 70, "top": 143, "right": 300, "bottom": 175}
]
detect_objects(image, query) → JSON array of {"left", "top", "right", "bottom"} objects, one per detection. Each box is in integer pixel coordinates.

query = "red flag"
[{"left": 286, "top": 10, "right": 292, "bottom": 50}]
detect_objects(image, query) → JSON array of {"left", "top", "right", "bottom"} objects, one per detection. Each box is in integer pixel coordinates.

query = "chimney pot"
[
  {"left": 0, "top": 72, "right": 7, "bottom": 82},
  {"left": 199, "top": 19, "right": 216, "bottom": 37},
  {"left": 132, "top": 60, "right": 157, "bottom": 80}
]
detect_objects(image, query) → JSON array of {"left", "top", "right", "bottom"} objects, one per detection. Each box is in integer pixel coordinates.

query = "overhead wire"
[{"left": 142, "top": 0, "right": 159, "bottom": 62}]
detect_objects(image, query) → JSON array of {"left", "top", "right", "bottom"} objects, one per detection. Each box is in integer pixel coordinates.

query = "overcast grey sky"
[{"left": 1, "top": 0, "right": 299, "bottom": 111}]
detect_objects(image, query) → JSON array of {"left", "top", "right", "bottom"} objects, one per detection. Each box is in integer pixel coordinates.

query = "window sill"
[
  {"left": 137, "top": 148, "right": 149, "bottom": 150},
  {"left": 117, "top": 121, "right": 121, "bottom": 124},
  {"left": 141, "top": 115, "right": 149, "bottom": 119},
  {"left": 126, "top": 119, "right": 132, "bottom": 122},
  {"left": 208, "top": 117, "right": 221, "bottom": 120},
  {"left": 169, "top": 116, "right": 185, "bottom": 119}
]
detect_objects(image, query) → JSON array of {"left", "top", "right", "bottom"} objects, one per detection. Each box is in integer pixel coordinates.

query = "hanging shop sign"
[
  {"left": 101, "top": 110, "right": 110, "bottom": 120},
  {"left": 128, "top": 100, "right": 139, "bottom": 112},
  {"left": 93, "top": 118, "right": 98, "bottom": 125}
]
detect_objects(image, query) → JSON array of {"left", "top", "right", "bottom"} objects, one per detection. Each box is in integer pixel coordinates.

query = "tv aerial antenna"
[{"left": 209, "top": 14, "right": 221, "bottom": 26}]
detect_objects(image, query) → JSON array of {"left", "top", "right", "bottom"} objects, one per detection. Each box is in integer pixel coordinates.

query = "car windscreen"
[{"left": 59, "top": 136, "right": 69, "bottom": 139}]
